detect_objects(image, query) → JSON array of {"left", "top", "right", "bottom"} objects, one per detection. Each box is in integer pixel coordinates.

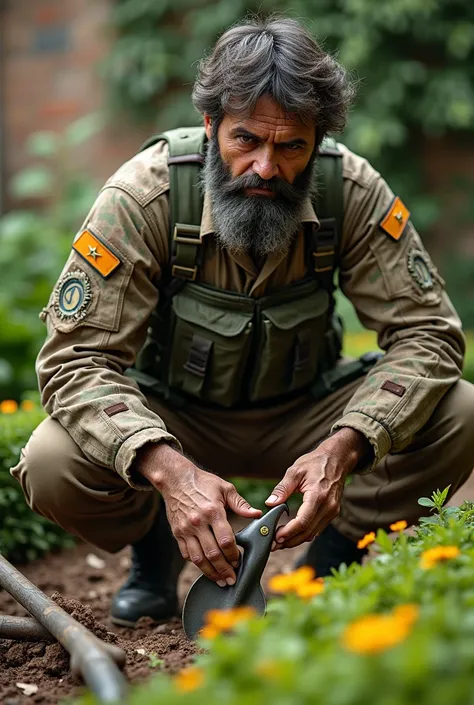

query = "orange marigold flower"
[
  {"left": 0, "top": 400, "right": 18, "bottom": 414},
  {"left": 20, "top": 399, "right": 35, "bottom": 412},
  {"left": 420, "top": 545, "right": 460, "bottom": 570},
  {"left": 174, "top": 666, "right": 205, "bottom": 692},
  {"left": 393, "top": 604, "right": 419, "bottom": 625},
  {"left": 204, "top": 606, "right": 256, "bottom": 632},
  {"left": 199, "top": 624, "right": 220, "bottom": 640},
  {"left": 295, "top": 579, "right": 325, "bottom": 600},
  {"left": 389, "top": 520, "right": 408, "bottom": 532},
  {"left": 342, "top": 604, "right": 419, "bottom": 654},
  {"left": 357, "top": 532, "right": 376, "bottom": 550},
  {"left": 268, "top": 566, "right": 315, "bottom": 594}
]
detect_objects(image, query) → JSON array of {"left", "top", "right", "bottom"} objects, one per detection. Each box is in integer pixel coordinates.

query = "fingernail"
[
  {"left": 217, "top": 580, "right": 226, "bottom": 587},
  {"left": 265, "top": 495, "right": 278, "bottom": 504},
  {"left": 276, "top": 537, "right": 284, "bottom": 543},
  {"left": 226, "top": 577, "right": 235, "bottom": 586},
  {"left": 232, "top": 561, "right": 239, "bottom": 568}
]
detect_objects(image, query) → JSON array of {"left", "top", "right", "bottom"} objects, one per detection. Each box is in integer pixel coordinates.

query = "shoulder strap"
[
  {"left": 310, "top": 136, "right": 344, "bottom": 297},
  {"left": 139, "top": 127, "right": 206, "bottom": 283}
]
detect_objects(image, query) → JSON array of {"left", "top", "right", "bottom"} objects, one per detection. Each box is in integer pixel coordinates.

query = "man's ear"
[{"left": 204, "top": 114, "right": 212, "bottom": 140}]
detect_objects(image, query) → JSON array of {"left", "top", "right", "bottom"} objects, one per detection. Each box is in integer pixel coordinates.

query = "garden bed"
[{"left": 0, "top": 524, "right": 306, "bottom": 704}]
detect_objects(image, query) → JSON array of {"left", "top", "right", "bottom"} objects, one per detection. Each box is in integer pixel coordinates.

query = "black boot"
[
  {"left": 111, "top": 502, "right": 185, "bottom": 627},
  {"left": 294, "top": 523, "right": 367, "bottom": 577}
]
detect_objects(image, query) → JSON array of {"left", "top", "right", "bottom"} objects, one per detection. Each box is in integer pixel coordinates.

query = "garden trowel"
[{"left": 182, "top": 502, "right": 289, "bottom": 640}]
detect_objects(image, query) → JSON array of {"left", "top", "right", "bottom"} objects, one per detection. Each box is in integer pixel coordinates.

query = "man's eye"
[
  {"left": 237, "top": 135, "right": 255, "bottom": 144},
  {"left": 284, "top": 143, "right": 302, "bottom": 151}
]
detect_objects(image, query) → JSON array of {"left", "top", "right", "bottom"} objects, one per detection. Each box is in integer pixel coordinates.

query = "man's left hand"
[{"left": 266, "top": 428, "right": 371, "bottom": 550}]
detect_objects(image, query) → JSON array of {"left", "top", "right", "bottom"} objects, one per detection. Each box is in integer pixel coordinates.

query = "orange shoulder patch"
[
  {"left": 379, "top": 197, "right": 410, "bottom": 241},
  {"left": 73, "top": 230, "right": 121, "bottom": 278}
]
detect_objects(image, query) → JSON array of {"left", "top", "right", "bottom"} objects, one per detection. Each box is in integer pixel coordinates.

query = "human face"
[{"left": 204, "top": 95, "right": 316, "bottom": 198}]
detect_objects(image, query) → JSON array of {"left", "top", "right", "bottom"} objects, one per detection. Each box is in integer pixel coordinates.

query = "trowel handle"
[
  {"left": 235, "top": 503, "right": 289, "bottom": 551},
  {"left": 231, "top": 503, "right": 289, "bottom": 606}
]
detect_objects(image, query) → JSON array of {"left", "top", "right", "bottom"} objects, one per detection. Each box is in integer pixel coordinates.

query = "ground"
[{"left": 1, "top": 473, "right": 473, "bottom": 705}]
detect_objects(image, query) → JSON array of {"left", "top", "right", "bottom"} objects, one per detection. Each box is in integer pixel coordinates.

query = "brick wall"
[{"left": 0, "top": 0, "right": 154, "bottom": 211}]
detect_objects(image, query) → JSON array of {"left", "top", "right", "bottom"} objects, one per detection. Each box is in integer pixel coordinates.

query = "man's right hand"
[{"left": 135, "top": 442, "right": 262, "bottom": 586}]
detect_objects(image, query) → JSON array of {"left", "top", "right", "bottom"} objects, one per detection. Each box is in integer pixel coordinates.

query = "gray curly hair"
[{"left": 192, "top": 16, "right": 355, "bottom": 144}]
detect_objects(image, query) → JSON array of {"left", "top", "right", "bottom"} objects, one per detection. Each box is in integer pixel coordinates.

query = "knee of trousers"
[
  {"left": 10, "top": 417, "right": 156, "bottom": 551},
  {"left": 429, "top": 378, "right": 474, "bottom": 479}
]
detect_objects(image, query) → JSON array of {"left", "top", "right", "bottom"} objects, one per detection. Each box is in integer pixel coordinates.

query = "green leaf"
[
  {"left": 9, "top": 167, "right": 54, "bottom": 199},
  {"left": 376, "top": 528, "right": 393, "bottom": 553},
  {"left": 26, "top": 131, "right": 58, "bottom": 159},
  {"left": 418, "top": 497, "right": 436, "bottom": 508},
  {"left": 65, "top": 113, "right": 104, "bottom": 147}
]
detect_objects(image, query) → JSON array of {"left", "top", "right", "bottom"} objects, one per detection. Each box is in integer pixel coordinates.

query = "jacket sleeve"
[
  {"left": 330, "top": 149, "right": 465, "bottom": 472},
  {"left": 36, "top": 184, "right": 181, "bottom": 489}
]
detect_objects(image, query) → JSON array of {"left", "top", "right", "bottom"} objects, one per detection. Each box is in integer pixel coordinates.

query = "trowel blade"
[{"left": 182, "top": 573, "right": 266, "bottom": 640}]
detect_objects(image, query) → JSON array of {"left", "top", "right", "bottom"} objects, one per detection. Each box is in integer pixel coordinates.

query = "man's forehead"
[{"left": 224, "top": 96, "right": 313, "bottom": 135}]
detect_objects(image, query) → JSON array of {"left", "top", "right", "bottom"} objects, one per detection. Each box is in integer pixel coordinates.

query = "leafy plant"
[
  {"left": 76, "top": 492, "right": 474, "bottom": 704},
  {"left": 0, "top": 401, "right": 73, "bottom": 562}
]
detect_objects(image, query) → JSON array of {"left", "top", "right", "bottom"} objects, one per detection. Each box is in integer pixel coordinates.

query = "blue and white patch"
[{"left": 54, "top": 270, "right": 92, "bottom": 322}]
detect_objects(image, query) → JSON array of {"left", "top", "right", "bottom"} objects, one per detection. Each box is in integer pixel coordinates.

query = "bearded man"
[{"left": 12, "top": 17, "right": 474, "bottom": 627}]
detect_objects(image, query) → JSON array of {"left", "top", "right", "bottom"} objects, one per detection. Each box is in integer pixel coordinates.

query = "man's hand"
[
  {"left": 265, "top": 428, "right": 371, "bottom": 550},
  {"left": 135, "top": 443, "right": 262, "bottom": 585}
]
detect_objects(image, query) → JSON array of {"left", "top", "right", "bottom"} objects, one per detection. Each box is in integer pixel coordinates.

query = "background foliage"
[
  {"left": 0, "top": 403, "right": 73, "bottom": 562},
  {"left": 102, "top": 0, "right": 474, "bottom": 325},
  {"left": 0, "top": 115, "right": 102, "bottom": 400}
]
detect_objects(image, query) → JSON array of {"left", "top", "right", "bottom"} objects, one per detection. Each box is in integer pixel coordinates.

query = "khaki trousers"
[{"left": 11, "top": 378, "right": 474, "bottom": 551}]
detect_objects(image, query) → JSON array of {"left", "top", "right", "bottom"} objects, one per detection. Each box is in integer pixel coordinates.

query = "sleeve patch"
[
  {"left": 53, "top": 270, "right": 92, "bottom": 322},
  {"left": 379, "top": 197, "right": 410, "bottom": 241},
  {"left": 73, "top": 229, "right": 122, "bottom": 278}
]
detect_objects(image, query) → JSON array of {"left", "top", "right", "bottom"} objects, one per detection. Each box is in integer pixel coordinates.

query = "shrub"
[
  {"left": 77, "top": 491, "right": 474, "bottom": 704},
  {"left": 0, "top": 400, "right": 73, "bottom": 562}
]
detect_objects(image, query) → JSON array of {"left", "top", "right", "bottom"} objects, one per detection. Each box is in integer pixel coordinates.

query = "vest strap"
[{"left": 172, "top": 223, "right": 202, "bottom": 281}]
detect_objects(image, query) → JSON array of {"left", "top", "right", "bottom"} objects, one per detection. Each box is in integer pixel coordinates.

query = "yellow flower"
[
  {"left": 20, "top": 399, "right": 35, "bottom": 412},
  {"left": 0, "top": 400, "right": 18, "bottom": 414},
  {"left": 357, "top": 532, "right": 376, "bottom": 550},
  {"left": 174, "top": 666, "right": 205, "bottom": 692},
  {"left": 420, "top": 545, "right": 460, "bottom": 570},
  {"left": 295, "top": 579, "right": 325, "bottom": 600},
  {"left": 342, "top": 604, "right": 419, "bottom": 654},
  {"left": 268, "top": 566, "right": 315, "bottom": 594},
  {"left": 389, "top": 520, "right": 408, "bottom": 532},
  {"left": 203, "top": 605, "right": 257, "bottom": 635}
]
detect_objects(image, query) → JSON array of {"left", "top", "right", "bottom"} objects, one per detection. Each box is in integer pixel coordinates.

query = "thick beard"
[{"left": 201, "top": 133, "right": 316, "bottom": 257}]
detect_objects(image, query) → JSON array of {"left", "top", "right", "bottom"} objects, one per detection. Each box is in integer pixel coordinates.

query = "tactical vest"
[{"left": 128, "top": 128, "right": 379, "bottom": 409}]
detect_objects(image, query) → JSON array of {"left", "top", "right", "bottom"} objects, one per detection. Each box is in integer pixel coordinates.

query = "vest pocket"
[
  {"left": 249, "top": 288, "right": 330, "bottom": 402},
  {"left": 168, "top": 291, "right": 253, "bottom": 407}
]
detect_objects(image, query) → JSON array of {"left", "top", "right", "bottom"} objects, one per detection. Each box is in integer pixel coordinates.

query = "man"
[{"left": 12, "top": 17, "right": 474, "bottom": 627}]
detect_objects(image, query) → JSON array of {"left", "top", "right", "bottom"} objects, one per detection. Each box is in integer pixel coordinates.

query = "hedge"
[
  {"left": 0, "top": 400, "right": 73, "bottom": 562},
  {"left": 77, "top": 490, "right": 474, "bottom": 705}
]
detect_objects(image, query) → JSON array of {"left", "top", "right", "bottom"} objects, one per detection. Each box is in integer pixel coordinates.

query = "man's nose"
[{"left": 252, "top": 147, "right": 279, "bottom": 181}]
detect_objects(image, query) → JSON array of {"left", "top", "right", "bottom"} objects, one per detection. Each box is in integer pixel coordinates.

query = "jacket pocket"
[
  {"left": 168, "top": 290, "right": 253, "bottom": 407},
  {"left": 249, "top": 288, "right": 330, "bottom": 402}
]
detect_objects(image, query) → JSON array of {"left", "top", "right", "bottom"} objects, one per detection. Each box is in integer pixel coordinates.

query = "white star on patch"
[{"left": 87, "top": 246, "right": 102, "bottom": 261}]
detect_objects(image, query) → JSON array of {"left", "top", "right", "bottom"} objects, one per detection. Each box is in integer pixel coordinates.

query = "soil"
[{"left": 1, "top": 475, "right": 473, "bottom": 705}]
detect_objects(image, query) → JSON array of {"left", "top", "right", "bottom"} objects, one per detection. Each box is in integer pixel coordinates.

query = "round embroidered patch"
[
  {"left": 407, "top": 249, "right": 434, "bottom": 291},
  {"left": 54, "top": 270, "right": 92, "bottom": 322}
]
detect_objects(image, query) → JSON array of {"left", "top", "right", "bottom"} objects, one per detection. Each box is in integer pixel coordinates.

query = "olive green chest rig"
[{"left": 130, "top": 127, "right": 347, "bottom": 409}]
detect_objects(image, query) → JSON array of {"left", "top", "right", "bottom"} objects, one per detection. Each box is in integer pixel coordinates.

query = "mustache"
[{"left": 218, "top": 171, "right": 306, "bottom": 202}]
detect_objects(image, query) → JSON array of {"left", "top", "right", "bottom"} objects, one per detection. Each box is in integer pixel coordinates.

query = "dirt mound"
[{"left": 0, "top": 562, "right": 201, "bottom": 705}]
